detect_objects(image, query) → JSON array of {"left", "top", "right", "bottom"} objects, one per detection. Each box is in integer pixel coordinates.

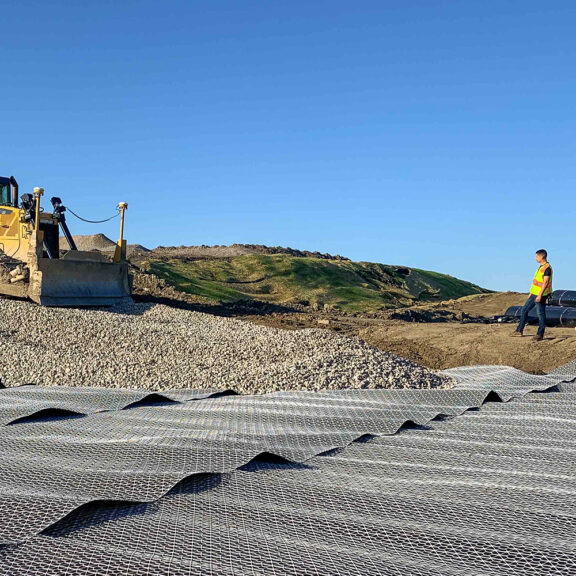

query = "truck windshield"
[{"left": 0, "top": 183, "right": 11, "bottom": 206}]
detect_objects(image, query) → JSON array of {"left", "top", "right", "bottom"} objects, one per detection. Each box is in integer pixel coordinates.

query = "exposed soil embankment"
[{"left": 239, "top": 292, "right": 576, "bottom": 374}]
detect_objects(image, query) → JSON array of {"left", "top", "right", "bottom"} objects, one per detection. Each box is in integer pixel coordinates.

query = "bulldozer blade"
[{"left": 28, "top": 259, "right": 131, "bottom": 307}]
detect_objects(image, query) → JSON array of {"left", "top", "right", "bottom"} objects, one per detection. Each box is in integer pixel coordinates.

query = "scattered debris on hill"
[{"left": 153, "top": 244, "right": 350, "bottom": 260}]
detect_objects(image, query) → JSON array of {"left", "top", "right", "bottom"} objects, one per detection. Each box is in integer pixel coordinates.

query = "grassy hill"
[{"left": 143, "top": 254, "right": 490, "bottom": 313}]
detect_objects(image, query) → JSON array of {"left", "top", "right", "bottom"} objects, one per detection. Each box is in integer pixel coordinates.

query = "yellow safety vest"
[{"left": 530, "top": 263, "right": 552, "bottom": 296}]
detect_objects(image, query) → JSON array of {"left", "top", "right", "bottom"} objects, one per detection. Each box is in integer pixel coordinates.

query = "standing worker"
[{"left": 512, "top": 249, "right": 553, "bottom": 341}]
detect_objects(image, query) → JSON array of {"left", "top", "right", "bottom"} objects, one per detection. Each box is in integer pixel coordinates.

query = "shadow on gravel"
[{"left": 131, "top": 294, "right": 298, "bottom": 318}]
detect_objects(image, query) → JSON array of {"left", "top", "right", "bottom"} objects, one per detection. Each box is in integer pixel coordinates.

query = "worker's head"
[{"left": 535, "top": 249, "right": 548, "bottom": 263}]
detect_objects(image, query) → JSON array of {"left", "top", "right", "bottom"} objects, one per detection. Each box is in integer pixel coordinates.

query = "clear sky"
[{"left": 2, "top": 1, "right": 575, "bottom": 291}]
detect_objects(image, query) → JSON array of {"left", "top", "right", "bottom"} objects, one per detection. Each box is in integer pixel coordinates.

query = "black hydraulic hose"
[{"left": 66, "top": 207, "right": 120, "bottom": 224}]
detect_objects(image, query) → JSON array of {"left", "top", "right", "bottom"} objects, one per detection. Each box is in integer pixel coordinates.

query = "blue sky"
[{"left": 2, "top": 1, "right": 575, "bottom": 291}]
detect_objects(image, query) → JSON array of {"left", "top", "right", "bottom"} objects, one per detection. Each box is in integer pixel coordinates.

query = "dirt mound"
[
  {"left": 420, "top": 292, "right": 526, "bottom": 318},
  {"left": 60, "top": 235, "right": 150, "bottom": 256},
  {"left": 61, "top": 234, "right": 116, "bottom": 252},
  {"left": 128, "top": 244, "right": 150, "bottom": 254},
  {"left": 152, "top": 244, "right": 349, "bottom": 260}
]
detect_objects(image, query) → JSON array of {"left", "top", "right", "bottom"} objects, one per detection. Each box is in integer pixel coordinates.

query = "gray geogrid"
[
  {"left": 0, "top": 363, "right": 574, "bottom": 574},
  {"left": 0, "top": 385, "right": 232, "bottom": 426},
  {"left": 0, "top": 386, "right": 519, "bottom": 543},
  {"left": 1, "top": 378, "right": 574, "bottom": 575}
]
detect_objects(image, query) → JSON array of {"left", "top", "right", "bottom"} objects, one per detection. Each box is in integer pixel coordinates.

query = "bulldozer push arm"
[{"left": 50, "top": 197, "right": 78, "bottom": 251}]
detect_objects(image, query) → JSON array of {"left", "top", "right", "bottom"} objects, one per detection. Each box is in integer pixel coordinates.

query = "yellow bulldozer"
[{"left": 0, "top": 176, "right": 131, "bottom": 306}]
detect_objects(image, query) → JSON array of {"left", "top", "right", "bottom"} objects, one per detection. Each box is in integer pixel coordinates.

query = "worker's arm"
[{"left": 536, "top": 276, "right": 550, "bottom": 302}]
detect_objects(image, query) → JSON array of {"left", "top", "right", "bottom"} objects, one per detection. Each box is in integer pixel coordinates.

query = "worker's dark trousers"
[{"left": 517, "top": 294, "right": 548, "bottom": 337}]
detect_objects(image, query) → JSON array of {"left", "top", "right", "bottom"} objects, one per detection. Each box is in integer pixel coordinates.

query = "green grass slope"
[{"left": 146, "top": 254, "right": 490, "bottom": 312}]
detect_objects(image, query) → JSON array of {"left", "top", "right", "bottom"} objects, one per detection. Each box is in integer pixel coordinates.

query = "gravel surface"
[{"left": 0, "top": 298, "right": 451, "bottom": 393}]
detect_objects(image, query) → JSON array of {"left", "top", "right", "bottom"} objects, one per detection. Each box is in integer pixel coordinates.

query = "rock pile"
[{"left": 0, "top": 299, "right": 451, "bottom": 392}]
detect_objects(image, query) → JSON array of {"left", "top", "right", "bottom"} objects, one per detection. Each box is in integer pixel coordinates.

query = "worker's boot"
[
  {"left": 511, "top": 330, "right": 523, "bottom": 337},
  {"left": 533, "top": 335, "right": 544, "bottom": 342}
]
